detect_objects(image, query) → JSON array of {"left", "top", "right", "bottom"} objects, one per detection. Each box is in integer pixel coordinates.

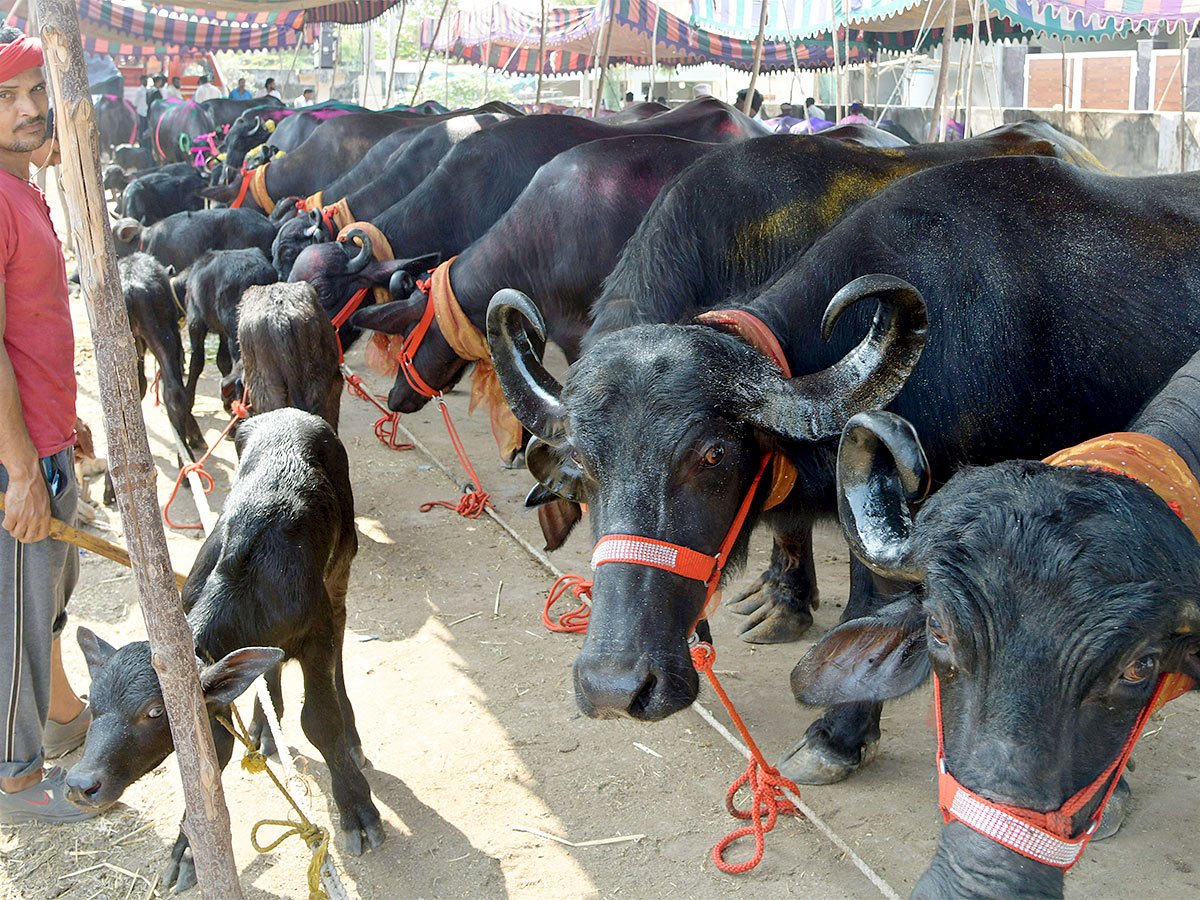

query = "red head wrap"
[{"left": 0, "top": 35, "right": 44, "bottom": 85}]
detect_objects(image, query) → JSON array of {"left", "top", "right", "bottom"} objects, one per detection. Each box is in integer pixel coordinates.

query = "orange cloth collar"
[
  {"left": 1042, "top": 432, "right": 1200, "bottom": 542},
  {"left": 694, "top": 309, "right": 797, "bottom": 511},
  {"left": 249, "top": 162, "right": 274, "bottom": 214}
]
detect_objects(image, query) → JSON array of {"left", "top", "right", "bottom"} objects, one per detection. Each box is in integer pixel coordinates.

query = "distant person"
[
  {"left": 735, "top": 87, "right": 763, "bottom": 118},
  {"left": 804, "top": 97, "right": 825, "bottom": 120},
  {"left": 654, "top": 95, "right": 666, "bottom": 104},
  {"left": 622, "top": 91, "right": 635, "bottom": 109},
  {"left": 779, "top": 101, "right": 793, "bottom": 117},
  {"left": 692, "top": 83, "right": 711, "bottom": 99},
  {"left": 263, "top": 78, "right": 281, "bottom": 101},
  {"left": 132, "top": 74, "right": 149, "bottom": 141},
  {"left": 193, "top": 74, "right": 221, "bottom": 103},
  {"left": 162, "top": 76, "right": 182, "bottom": 101},
  {"left": 146, "top": 74, "right": 164, "bottom": 107},
  {"left": 292, "top": 87, "right": 315, "bottom": 108},
  {"left": 229, "top": 77, "right": 252, "bottom": 100}
]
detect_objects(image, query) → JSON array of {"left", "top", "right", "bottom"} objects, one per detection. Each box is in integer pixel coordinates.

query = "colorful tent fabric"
[
  {"left": 689, "top": 0, "right": 1130, "bottom": 43},
  {"left": 1023, "top": 0, "right": 1200, "bottom": 31},
  {"left": 421, "top": 0, "right": 876, "bottom": 74}
]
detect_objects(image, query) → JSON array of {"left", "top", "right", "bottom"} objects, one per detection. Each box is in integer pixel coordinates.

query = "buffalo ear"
[
  {"left": 350, "top": 296, "right": 423, "bottom": 334},
  {"left": 199, "top": 647, "right": 285, "bottom": 709},
  {"left": 791, "top": 597, "right": 930, "bottom": 705},
  {"left": 1165, "top": 631, "right": 1200, "bottom": 683},
  {"left": 837, "top": 410, "right": 930, "bottom": 582},
  {"left": 77, "top": 626, "right": 119, "bottom": 680},
  {"left": 536, "top": 498, "right": 583, "bottom": 552},
  {"left": 114, "top": 219, "right": 142, "bottom": 244},
  {"left": 526, "top": 438, "right": 587, "bottom": 503}
]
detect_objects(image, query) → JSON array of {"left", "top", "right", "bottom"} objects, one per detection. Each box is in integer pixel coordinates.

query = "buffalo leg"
[
  {"left": 727, "top": 525, "right": 819, "bottom": 643},
  {"left": 324, "top": 565, "right": 365, "bottom": 767},
  {"left": 215, "top": 337, "right": 232, "bottom": 378},
  {"left": 777, "top": 555, "right": 887, "bottom": 785},
  {"left": 147, "top": 330, "right": 206, "bottom": 453},
  {"left": 162, "top": 721, "right": 235, "bottom": 892},
  {"left": 134, "top": 336, "right": 148, "bottom": 399},
  {"left": 248, "top": 665, "right": 284, "bottom": 759},
  {"left": 298, "top": 628, "right": 384, "bottom": 856},
  {"left": 184, "top": 317, "right": 207, "bottom": 407}
]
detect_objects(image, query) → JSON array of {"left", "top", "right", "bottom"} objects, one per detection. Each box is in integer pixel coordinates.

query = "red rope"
[
  {"left": 690, "top": 642, "right": 803, "bottom": 873},
  {"left": 543, "top": 575, "right": 592, "bottom": 633},
  {"left": 415, "top": 397, "right": 491, "bottom": 518},
  {"left": 163, "top": 391, "right": 249, "bottom": 530},
  {"left": 229, "top": 164, "right": 252, "bottom": 210}
]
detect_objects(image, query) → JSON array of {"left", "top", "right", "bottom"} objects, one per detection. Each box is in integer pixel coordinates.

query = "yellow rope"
[{"left": 216, "top": 705, "right": 331, "bottom": 900}]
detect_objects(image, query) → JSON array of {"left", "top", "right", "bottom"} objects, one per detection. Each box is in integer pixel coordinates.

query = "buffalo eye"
[
  {"left": 1121, "top": 654, "right": 1157, "bottom": 685},
  {"left": 927, "top": 615, "right": 948, "bottom": 646},
  {"left": 700, "top": 445, "right": 725, "bottom": 468},
  {"left": 145, "top": 704, "right": 165, "bottom": 720}
]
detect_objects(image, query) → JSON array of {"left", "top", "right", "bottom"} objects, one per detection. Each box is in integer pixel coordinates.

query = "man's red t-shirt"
[{"left": 0, "top": 168, "right": 75, "bottom": 462}]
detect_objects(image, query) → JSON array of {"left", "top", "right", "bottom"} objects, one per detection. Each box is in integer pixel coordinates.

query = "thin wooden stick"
[
  {"left": 32, "top": 2, "right": 244, "bottom": 896},
  {"left": 0, "top": 493, "right": 188, "bottom": 589},
  {"left": 592, "top": 0, "right": 616, "bottom": 116},
  {"left": 535, "top": 0, "right": 548, "bottom": 105},
  {"left": 412, "top": 0, "right": 450, "bottom": 105},
  {"left": 384, "top": 3, "right": 405, "bottom": 107},
  {"left": 929, "top": 0, "right": 957, "bottom": 140}
]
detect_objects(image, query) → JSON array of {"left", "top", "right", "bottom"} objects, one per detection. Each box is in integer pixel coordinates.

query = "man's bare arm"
[{"left": 0, "top": 282, "right": 51, "bottom": 543}]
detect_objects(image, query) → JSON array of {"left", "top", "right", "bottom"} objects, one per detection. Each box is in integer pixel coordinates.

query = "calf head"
[
  {"left": 66, "top": 627, "right": 282, "bottom": 811},
  {"left": 794, "top": 412, "right": 1200, "bottom": 900},
  {"left": 272, "top": 209, "right": 334, "bottom": 280},
  {"left": 488, "top": 277, "right": 927, "bottom": 721}
]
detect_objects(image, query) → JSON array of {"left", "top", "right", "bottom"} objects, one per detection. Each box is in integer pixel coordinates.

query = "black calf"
[{"left": 67, "top": 409, "right": 384, "bottom": 891}]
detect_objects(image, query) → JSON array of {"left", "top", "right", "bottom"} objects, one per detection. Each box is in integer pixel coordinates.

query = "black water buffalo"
[
  {"left": 96, "top": 95, "right": 136, "bottom": 157},
  {"left": 68, "top": 408, "right": 381, "bottom": 892},
  {"left": 487, "top": 156, "right": 1200, "bottom": 789},
  {"left": 796, "top": 362, "right": 1200, "bottom": 898},
  {"left": 288, "top": 98, "right": 767, "bottom": 328},
  {"left": 579, "top": 121, "right": 1102, "bottom": 644},
  {"left": 350, "top": 135, "right": 719, "bottom": 422},
  {"left": 236, "top": 282, "right": 343, "bottom": 431},
  {"left": 112, "top": 208, "right": 276, "bottom": 271},
  {"left": 199, "top": 93, "right": 284, "bottom": 131},
  {"left": 183, "top": 248, "right": 277, "bottom": 409},
  {"left": 149, "top": 99, "right": 215, "bottom": 164},
  {"left": 203, "top": 103, "right": 523, "bottom": 214},
  {"left": 119, "top": 163, "right": 206, "bottom": 224},
  {"left": 113, "top": 142, "right": 154, "bottom": 171},
  {"left": 117, "top": 253, "right": 204, "bottom": 451},
  {"left": 272, "top": 112, "right": 514, "bottom": 278},
  {"left": 222, "top": 103, "right": 357, "bottom": 175}
]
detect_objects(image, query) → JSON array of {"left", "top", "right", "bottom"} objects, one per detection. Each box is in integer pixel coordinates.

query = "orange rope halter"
[{"left": 163, "top": 390, "right": 250, "bottom": 530}]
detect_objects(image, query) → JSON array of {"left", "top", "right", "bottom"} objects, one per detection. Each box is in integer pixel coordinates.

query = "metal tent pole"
[{"left": 32, "top": 1, "right": 243, "bottom": 897}]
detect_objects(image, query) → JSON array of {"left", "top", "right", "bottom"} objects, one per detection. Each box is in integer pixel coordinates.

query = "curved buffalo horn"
[
  {"left": 836, "top": 410, "right": 929, "bottom": 582},
  {"left": 746, "top": 274, "right": 929, "bottom": 442},
  {"left": 486, "top": 289, "right": 567, "bottom": 444},
  {"left": 342, "top": 229, "right": 373, "bottom": 274}
]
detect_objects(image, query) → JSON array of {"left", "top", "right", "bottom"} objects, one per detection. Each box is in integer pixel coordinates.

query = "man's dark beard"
[{"left": 0, "top": 115, "right": 48, "bottom": 153}]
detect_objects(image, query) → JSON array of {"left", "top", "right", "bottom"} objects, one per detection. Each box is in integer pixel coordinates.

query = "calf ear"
[
  {"left": 199, "top": 183, "right": 238, "bottom": 204},
  {"left": 199, "top": 647, "right": 285, "bottom": 708},
  {"left": 790, "top": 597, "right": 929, "bottom": 705},
  {"left": 77, "top": 627, "right": 119, "bottom": 679},
  {"left": 114, "top": 220, "right": 141, "bottom": 244},
  {"left": 526, "top": 437, "right": 587, "bottom": 503},
  {"left": 837, "top": 410, "right": 930, "bottom": 582}
]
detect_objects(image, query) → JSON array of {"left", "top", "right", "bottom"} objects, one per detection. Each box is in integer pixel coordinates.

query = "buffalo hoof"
[
  {"left": 342, "top": 806, "right": 386, "bottom": 856},
  {"left": 249, "top": 719, "right": 277, "bottom": 759},
  {"left": 777, "top": 734, "right": 878, "bottom": 785},
  {"left": 162, "top": 842, "right": 196, "bottom": 893},
  {"left": 503, "top": 450, "right": 526, "bottom": 470},
  {"left": 1092, "top": 776, "right": 1131, "bottom": 841},
  {"left": 727, "top": 576, "right": 814, "bottom": 644}
]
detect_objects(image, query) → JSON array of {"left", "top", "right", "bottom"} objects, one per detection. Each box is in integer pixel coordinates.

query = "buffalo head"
[
  {"left": 272, "top": 208, "right": 336, "bottom": 280},
  {"left": 793, "top": 411, "right": 1200, "bottom": 900},
  {"left": 488, "top": 276, "right": 928, "bottom": 721}
]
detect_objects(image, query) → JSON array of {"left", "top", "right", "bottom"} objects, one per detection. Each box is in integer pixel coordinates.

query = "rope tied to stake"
[
  {"left": 163, "top": 388, "right": 249, "bottom": 529},
  {"left": 217, "top": 703, "right": 332, "bottom": 900},
  {"left": 690, "top": 642, "right": 804, "bottom": 873},
  {"left": 543, "top": 574, "right": 591, "bottom": 633}
]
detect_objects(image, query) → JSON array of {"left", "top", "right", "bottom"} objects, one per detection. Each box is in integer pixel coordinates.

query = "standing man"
[
  {"left": 162, "top": 75, "right": 183, "bottom": 101},
  {"left": 192, "top": 74, "right": 220, "bottom": 103},
  {"left": 0, "top": 26, "right": 96, "bottom": 824},
  {"left": 228, "top": 77, "right": 252, "bottom": 100},
  {"left": 291, "top": 87, "right": 314, "bottom": 108},
  {"left": 131, "top": 73, "right": 149, "bottom": 143},
  {"left": 262, "top": 77, "right": 281, "bottom": 100}
]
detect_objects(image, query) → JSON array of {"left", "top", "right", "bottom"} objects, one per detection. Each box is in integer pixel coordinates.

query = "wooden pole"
[
  {"left": 928, "top": 0, "right": 957, "bottom": 140},
  {"left": 831, "top": 26, "right": 842, "bottom": 121},
  {"left": 592, "top": 0, "right": 616, "bottom": 116},
  {"left": 384, "top": 2, "right": 405, "bottom": 107},
  {"left": 743, "top": 0, "right": 769, "bottom": 115},
  {"left": 485, "top": 2, "right": 495, "bottom": 99},
  {"left": 412, "top": 0, "right": 450, "bottom": 105},
  {"left": 1060, "top": 37, "right": 1068, "bottom": 131},
  {"left": 535, "top": 0, "right": 547, "bottom": 106},
  {"left": 31, "top": 2, "right": 244, "bottom": 899}
]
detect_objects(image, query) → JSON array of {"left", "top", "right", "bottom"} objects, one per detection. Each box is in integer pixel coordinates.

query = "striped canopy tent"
[
  {"left": 420, "top": 0, "right": 877, "bottom": 74},
  {"left": 1022, "top": 0, "right": 1200, "bottom": 30},
  {"left": 6, "top": 0, "right": 402, "bottom": 53},
  {"left": 690, "top": 0, "right": 1132, "bottom": 44}
]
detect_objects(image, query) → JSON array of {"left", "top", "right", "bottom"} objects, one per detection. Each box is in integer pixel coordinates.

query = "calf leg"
[
  {"left": 727, "top": 525, "right": 819, "bottom": 643},
  {"left": 777, "top": 556, "right": 887, "bottom": 785},
  {"left": 185, "top": 316, "right": 207, "bottom": 407},
  {"left": 325, "top": 565, "right": 365, "bottom": 766},
  {"left": 298, "top": 631, "right": 384, "bottom": 856},
  {"left": 163, "top": 721, "right": 235, "bottom": 892},
  {"left": 248, "top": 665, "right": 284, "bottom": 759},
  {"left": 215, "top": 337, "right": 232, "bottom": 378},
  {"left": 134, "top": 336, "right": 148, "bottom": 399},
  {"left": 147, "top": 330, "right": 206, "bottom": 453}
]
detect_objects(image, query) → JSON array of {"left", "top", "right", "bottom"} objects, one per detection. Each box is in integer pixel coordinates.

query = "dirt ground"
[{"left": 0, "top": 181, "right": 1196, "bottom": 900}]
